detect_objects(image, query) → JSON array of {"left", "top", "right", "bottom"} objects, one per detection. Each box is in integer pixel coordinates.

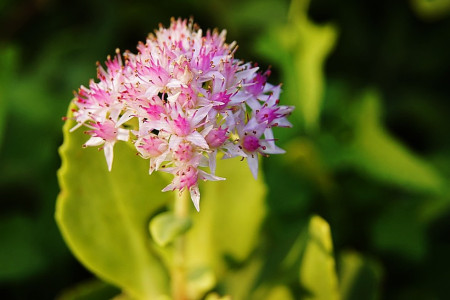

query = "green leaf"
[
  {"left": 0, "top": 46, "right": 17, "bottom": 151},
  {"left": 57, "top": 279, "right": 120, "bottom": 300},
  {"left": 184, "top": 157, "right": 267, "bottom": 297},
  {"left": 264, "top": 286, "right": 295, "bottom": 300},
  {"left": 205, "top": 293, "right": 231, "bottom": 300},
  {"left": 338, "top": 251, "right": 382, "bottom": 300},
  {"left": 224, "top": 0, "right": 288, "bottom": 30},
  {"left": 252, "top": 285, "right": 295, "bottom": 300},
  {"left": 410, "top": 0, "right": 450, "bottom": 21},
  {"left": 222, "top": 256, "right": 264, "bottom": 300},
  {"left": 56, "top": 104, "right": 171, "bottom": 300},
  {"left": 299, "top": 216, "right": 340, "bottom": 300},
  {"left": 371, "top": 199, "right": 427, "bottom": 261},
  {"left": 149, "top": 212, "right": 192, "bottom": 247},
  {"left": 350, "top": 90, "right": 444, "bottom": 194},
  {"left": 257, "top": 0, "right": 338, "bottom": 131},
  {"left": 186, "top": 266, "right": 216, "bottom": 299}
]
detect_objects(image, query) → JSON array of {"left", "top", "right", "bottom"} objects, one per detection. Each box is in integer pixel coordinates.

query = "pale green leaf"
[
  {"left": 56, "top": 279, "right": 120, "bottom": 300},
  {"left": 205, "top": 293, "right": 231, "bottom": 300},
  {"left": 184, "top": 157, "right": 267, "bottom": 296},
  {"left": 56, "top": 104, "right": 171, "bottom": 300},
  {"left": 223, "top": 256, "right": 264, "bottom": 300},
  {"left": 251, "top": 285, "right": 295, "bottom": 300},
  {"left": 299, "top": 216, "right": 340, "bottom": 300},
  {"left": 350, "top": 90, "right": 444, "bottom": 194},
  {"left": 264, "top": 286, "right": 295, "bottom": 300},
  {"left": 338, "top": 251, "right": 382, "bottom": 300},
  {"left": 186, "top": 266, "right": 216, "bottom": 300},
  {"left": 149, "top": 212, "right": 192, "bottom": 247}
]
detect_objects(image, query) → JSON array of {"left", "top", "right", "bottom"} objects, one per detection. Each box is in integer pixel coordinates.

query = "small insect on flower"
[{"left": 68, "top": 18, "right": 294, "bottom": 211}]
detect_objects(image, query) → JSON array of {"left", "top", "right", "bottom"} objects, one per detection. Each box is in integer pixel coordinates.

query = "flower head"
[{"left": 69, "top": 18, "right": 293, "bottom": 211}]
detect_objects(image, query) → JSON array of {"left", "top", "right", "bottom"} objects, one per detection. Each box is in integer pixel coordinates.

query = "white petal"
[
  {"left": 264, "top": 128, "right": 274, "bottom": 141},
  {"left": 169, "top": 135, "right": 183, "bottom": 150},
  {"left": 223, "top": 143, "right": 247, "bottom": 158},
  {"left": 146, "top": 119, "right": 167, "bottom": 131},
  {"left": 69, "top": 122, "right": 84, "bottom": 132},
  {"left": 145, "top": 86, "right": 161, "bottom": 98},
  {"left": 84, "top": 136, "right": 104, "bottom": 147},
  {"left": 148, "top": 160, "right": 155, "bottom": 175},
  {"left": 109, "top": 107, "right": 123, "bottom": 122},
  {"left": 208, "top": 150, "right": 217, "bottom": 175},
  {"left": 201, "top": 124, "right": 214, "bottom": 137},
  {"left": 166, "top": 91, "right": 181, "bottom": 103},
  {"left": 263, "top": 128, "right": 277, "bottom": 148},
  {"left": 198, "top": 169, "right": 225, "bottom": 182},
  {"left": 189, "top": 185, "right": 201, "bottom": 212},
  {"left": 246, "top": 97, "right": 261, "bottom": 111},
  {"left": 278, "top": 105, "right": 294, "bottom": 115},
  {"left": 276, "top": 118, "right": 293, "bottom": 128},
  {"left": 117, "top": 128, "right": 129, "bottom": 141},
  {"left": 261, "top": 142, "right": 286, "bottom": 154},
  {"left": 247, "top": 154, "right": 259, "bottom": 180},
  {"left": 246, "top": 118, "right": 267, "bottom": 137},
  {"left": 191, "top": 105, "right": 211, "bottom": 126},
  {"left": 224, "top": 113, "right": 237, "bottom": 132},
  {"left": 229, "top": 92, "right": 250, "bottom": 105},
  {"left": 187, "top": 131, "right": 209, "bottom": 149},
  {"left": 103, "top": 142, "right": 114, "bottom": 171},
  {"left": 166, "top": 79, "right": 184, "bottom": 89},
  {"left": 162, "top": 183, "right": 176, "bottom": 192},
  {"left": 159, "top": 167, "right": 177, "bottom": 174},
  {"left": 236, "top": 66, "right": 258, "bottom": 81},
  {"left": 116, "top": 110, "right": 135, "bottom": 127},
  {"left": 154, "top": 152, "right": 169, "bottom": 170}
]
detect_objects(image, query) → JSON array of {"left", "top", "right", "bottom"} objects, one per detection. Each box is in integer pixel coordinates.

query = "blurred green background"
[{"left": 1, "top": 0, "right": 450, "bottom": 299}]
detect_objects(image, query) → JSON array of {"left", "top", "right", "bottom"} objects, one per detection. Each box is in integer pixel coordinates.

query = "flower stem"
[{"left": 172, "top": 189, "right": 189, "bottom": 300}]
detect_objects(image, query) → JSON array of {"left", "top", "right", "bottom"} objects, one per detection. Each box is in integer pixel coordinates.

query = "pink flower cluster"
[{"left": 71, "top": 18, "right": 293, "bottom": 211}]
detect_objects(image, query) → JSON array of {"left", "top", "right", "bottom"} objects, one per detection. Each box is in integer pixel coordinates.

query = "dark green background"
[{"left": 1, "top": 0, "right": 449, "bottom": 299}]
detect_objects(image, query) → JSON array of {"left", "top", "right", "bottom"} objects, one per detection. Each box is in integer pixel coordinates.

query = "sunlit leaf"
[
  {"left": 338, "top": 251, "right": 382, "bottom": 300},
  {"left": 186, "top": 266, "right": 216, "bottom": 300},
  {"left": 350, "top": 90, "right": 444, "bottom": 194},
  {"left": 56, "top": 104, "right": 171, "bottom": 299},
  {"left": 149, "top": 212, "right": 192, "bottom": 247},
  {"left": 265, "top": 285, "right": 295, "bottom": 300},
  {"left": 299, "top": 216, "right": 340, "bottom": 300},
  {"left": 222, "top": 256, "right": 264, "bottom": 300},
  {"left": 251, "top": 285, "right": 295, "bottom": 300},
  {"left": 184, "top": 157, "right": 267, "bottom": 297},
  {"left": 410, "top": 0, "right": 450, "bottom": 21},
  {"left": 205, "top": 293, "right": 231, "bottom": 300}
]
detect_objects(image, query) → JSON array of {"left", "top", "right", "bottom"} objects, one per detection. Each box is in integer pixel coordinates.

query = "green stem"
[{"left": 172, "top": 189, "right": 189, "bottom": 300}]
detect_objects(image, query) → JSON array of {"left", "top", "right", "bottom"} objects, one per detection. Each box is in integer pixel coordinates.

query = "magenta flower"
[{"left": 69, "top": 18, "right": 293, "bottom": 211}]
